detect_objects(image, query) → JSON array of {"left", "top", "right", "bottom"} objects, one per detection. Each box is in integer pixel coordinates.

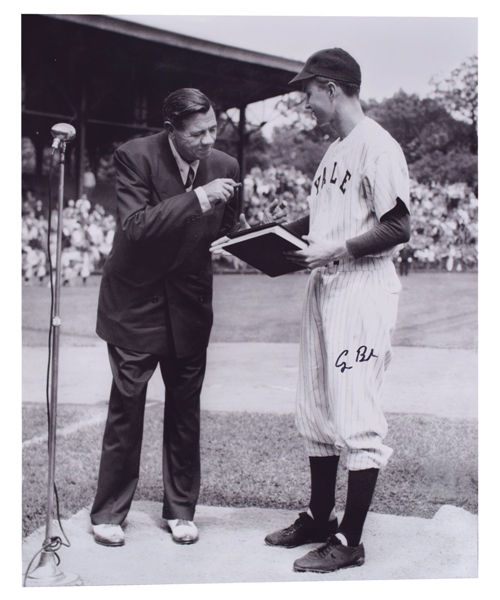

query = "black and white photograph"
[{"left": 1, "top": 2, "right": 494, "bottom": 598}]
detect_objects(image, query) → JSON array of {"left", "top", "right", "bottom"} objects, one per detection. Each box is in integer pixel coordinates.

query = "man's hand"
[
  {"left": 262, "top": 198, "right": 288, "bottom": 224},
  {"left": 202, "top": 179, "right": 241, "bottom": 204},
  {"left": 210, "top": 214, "right": 250, "bottom": 256},
  {"left": 286, "top": 234, "right": 350, "bottom": 269}
]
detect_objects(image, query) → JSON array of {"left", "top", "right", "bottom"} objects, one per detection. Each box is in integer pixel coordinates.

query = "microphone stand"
[{"left": 25, "top": 127, "right": 82, "bottom": 587}]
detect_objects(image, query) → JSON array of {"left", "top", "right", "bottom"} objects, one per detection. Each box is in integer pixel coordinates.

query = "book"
[{"left": 220, "top": 222, "right": 308, "bottom": 277}]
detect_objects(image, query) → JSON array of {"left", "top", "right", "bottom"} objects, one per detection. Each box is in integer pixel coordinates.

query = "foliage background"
[{"left": 216, "top": 55, "right": 478, "bottom": 193}]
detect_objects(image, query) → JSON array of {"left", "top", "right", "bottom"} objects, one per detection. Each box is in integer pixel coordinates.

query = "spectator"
[{"left": 397, "top": 245, "right": 413, "bottom": 276}]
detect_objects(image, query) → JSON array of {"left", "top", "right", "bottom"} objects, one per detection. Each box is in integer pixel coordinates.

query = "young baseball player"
[{"left": 264, "top": 48, "right": 411, "bottom": 573}]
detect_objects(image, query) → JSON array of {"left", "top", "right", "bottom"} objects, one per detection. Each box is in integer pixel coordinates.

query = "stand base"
[{"left": 25, "top": 550, "right": 83, "bottom": 587}]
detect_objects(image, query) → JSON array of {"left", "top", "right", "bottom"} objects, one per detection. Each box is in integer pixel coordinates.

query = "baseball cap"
[{"left": 289, "top": 48, "right": 362, "bottom": 87}]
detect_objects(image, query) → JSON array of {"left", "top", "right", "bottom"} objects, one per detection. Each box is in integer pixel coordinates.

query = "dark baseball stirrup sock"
[
  {"left": 337, "top": 468, "right": 379, "bottom": 547},
  {"left": 308, "top": 455, "right": 340, "bottom": 523}
]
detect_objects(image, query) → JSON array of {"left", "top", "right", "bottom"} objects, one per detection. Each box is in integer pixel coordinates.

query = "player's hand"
[
  {"left": 262, "top": 198, "right": 288, "bottom": 224},
  {"left": 210, "top": 214, "right": 250, "bottom": 256},
  {"left": 285, "top": 234, "right": 350, "bottom": 269},
  {"left": 237, "top": 213, "right": 251, "bottom": 230},
  {"left": 202, "top": 179, "right": 241, "bottom": 204}
]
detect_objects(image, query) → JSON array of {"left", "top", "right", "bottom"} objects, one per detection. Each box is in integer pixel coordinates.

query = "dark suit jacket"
[{"left": 96, "top": 131, "right": 239, "bottom": 357}]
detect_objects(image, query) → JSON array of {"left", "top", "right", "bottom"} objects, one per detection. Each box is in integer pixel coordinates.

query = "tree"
[
  {"left": 364, "top": 90, "right": 477, "bottom": 192},
  {"left": 264, "top": 91, "right": 335, "bottom": 177},
  {"left": 364, "top": 91, "right": 471, "bottom": 160},
  {"left": 214, "top": 111, "right": 274, "bottom": 170},
  {"left": 267, "top": 125, "right": 333, "bottom": 177},
  {"left": 431, "top": 55, "right": 478, "bottom": 152},
  {"left": 410, "top": 149, "right": 478, "bottom": 192}
]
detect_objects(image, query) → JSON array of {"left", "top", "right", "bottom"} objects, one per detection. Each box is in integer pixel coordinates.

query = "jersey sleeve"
[{"left": 364, "top": 144, "right": 410, "bottom": 220}]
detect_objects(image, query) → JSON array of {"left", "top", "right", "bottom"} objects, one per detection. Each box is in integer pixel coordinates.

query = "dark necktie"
[{"left": 185, "top": 166, "right": 195, "bottom": 190}]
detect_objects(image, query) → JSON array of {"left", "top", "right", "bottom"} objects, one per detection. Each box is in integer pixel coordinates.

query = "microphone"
[{"left": 51, "top": 123, "right": 76, "bottom": 150}]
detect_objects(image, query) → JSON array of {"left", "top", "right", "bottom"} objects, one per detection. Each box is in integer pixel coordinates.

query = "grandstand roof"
[
  {"left": 22, "top": 14, "right": 304, "bottom": 201},
  {"left": 22, "top": 14, "right": 304, "bottom": 126}
]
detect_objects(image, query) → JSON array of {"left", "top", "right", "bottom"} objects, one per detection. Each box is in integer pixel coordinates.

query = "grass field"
[
  {"left": 22, "top": 270, "right": 478, "bottom": 537},
  {"left": 22, "top": 270, "right": 478, "bottom": 349},
  {"left": 22, "top": 404, "right": 477, "bottom": 537}
]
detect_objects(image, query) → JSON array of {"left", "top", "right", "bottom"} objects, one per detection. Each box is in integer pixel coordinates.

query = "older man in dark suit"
[{"left": 90, "top": 88, "right": 241, "bottom": 547}]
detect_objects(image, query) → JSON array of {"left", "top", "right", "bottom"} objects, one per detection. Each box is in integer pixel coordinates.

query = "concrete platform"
[{"left": 23, "top": 502, "right": 477, "bottom": 587}]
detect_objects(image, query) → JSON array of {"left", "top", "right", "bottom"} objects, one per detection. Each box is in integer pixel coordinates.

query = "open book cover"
[{"left": 220, "top": 222, "right": 308, "bottom": 277}]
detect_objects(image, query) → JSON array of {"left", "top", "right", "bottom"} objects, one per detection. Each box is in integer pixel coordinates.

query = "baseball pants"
[{"left": 296, "top": 260, "right": 401, "bottom": 470}]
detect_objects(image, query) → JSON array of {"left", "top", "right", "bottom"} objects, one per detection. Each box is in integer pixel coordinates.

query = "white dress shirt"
[{"left": 168, "top": 138, "right": 211, "bottom": 212}]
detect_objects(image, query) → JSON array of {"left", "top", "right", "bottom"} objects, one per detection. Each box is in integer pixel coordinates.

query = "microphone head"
[{"left": 51, "top": 123, "right": 76, "bottom": 142}]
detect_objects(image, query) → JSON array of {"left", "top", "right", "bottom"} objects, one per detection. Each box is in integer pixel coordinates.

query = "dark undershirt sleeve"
[
  {"left": 345, "top": 198, "right": 411, "bottom": 259},
  {"left": 282, "top": 216, "right": 310, "bottom": 238}
]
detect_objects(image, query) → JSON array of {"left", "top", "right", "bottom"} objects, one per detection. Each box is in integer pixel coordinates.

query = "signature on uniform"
[{"left": 335, "top": 346, "right": 378, "bottom": 373}]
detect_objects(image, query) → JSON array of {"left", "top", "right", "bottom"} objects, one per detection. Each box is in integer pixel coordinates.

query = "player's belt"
[
  {"left": 324, "top": 260, "right": 341, "bottom": 273},
  {"left": 323, "top": 256, "right": 392, "bottom": 273}
]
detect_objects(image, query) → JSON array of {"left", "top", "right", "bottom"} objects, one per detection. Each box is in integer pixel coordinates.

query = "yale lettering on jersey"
[
  {"left": 313, "top": 162, "right": 351, "bottom": 196},
  {"left": 339, "top": 170, "right": 352, "bottom": 194}
]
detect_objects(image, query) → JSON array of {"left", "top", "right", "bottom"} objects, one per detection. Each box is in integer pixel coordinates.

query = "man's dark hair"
[
  {"left": 163, "top": 88, "right": 214, "bottom": 130},
  {"left": 315, "top": 76, "right": 360, "bottom": 98}
]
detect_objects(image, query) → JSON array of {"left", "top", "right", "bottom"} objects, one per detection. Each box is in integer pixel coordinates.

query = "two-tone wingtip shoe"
[
  {"left": 167, "top": 519, "right": 199, "bottom": 545},
  {"left": 92, "top": 523, "right": 125, "bottom": 547}
]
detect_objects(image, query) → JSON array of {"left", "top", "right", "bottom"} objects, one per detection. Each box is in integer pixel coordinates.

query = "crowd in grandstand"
[
  {"left": 22, "top": 166, "right": 478, "bottom": 284},
  {"left": 22, "top": 194, "right": 115, "bottom": 286},
  {"left": 407, "top": 180, "right": 478, "bottom": 272}
]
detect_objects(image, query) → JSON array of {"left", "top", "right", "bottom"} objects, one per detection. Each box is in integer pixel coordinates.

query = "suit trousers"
[{"left": 90, "top": 344, "right": 207, "bottom": 525}]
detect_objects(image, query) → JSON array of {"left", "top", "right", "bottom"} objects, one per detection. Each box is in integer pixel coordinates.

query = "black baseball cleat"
[
  {"left": 265, "top": 512, "right": 338, "bottom": 548},
  {"left": 293, "top": 536, "right": 365, "bottom": 573}
]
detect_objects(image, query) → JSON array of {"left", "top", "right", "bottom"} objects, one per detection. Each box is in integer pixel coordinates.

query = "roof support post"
[
  {"left": 237, "top": 104, "right": 247, "bottom": 216},
  {"left": 76, "top": 82, "right": 87, "bottom": 200}
]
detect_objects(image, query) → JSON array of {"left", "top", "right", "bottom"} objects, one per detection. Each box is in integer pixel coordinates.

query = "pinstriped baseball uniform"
[{"left": 296, "top": 116, "right": 410, "bottom": 470}]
